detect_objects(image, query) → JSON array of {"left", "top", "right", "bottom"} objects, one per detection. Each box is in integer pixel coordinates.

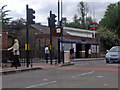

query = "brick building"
[
  {"left": 17, "top": 24, "right": 100, "bottom": 59},
  {"left": 0, "top": 31, "right": 9, "bottom": 49}
]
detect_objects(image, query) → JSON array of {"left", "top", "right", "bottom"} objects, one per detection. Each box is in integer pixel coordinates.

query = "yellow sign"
[
  {"left": 25, "top": 44, "right": 30, "bottom": 50},
  {"left": 50, "top": 45, "right": 51, "bottom": 50}
]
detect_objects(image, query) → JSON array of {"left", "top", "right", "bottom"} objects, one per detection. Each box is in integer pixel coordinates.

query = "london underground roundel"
[{"left": 90, "top": 22, "right": 98, "bottom": 30}]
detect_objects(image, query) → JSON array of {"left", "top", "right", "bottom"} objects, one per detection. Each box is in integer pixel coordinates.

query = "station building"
[{"left": 17, "top": 24, "right": 100, "bottom": 58}]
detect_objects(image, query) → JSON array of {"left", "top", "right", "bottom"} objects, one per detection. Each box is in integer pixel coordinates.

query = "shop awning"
[{"left": 60, "top": 39, "right": 99, "bottom": 45}]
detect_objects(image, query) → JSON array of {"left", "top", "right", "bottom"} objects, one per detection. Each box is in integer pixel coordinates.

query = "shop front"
[{"left": 60, "top": 39, "right": 99, "bottom": 58}]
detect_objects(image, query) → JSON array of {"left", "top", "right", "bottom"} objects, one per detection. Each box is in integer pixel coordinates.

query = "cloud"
[{"left": 1, "top": 0, "right": 118, "bottom": 25}]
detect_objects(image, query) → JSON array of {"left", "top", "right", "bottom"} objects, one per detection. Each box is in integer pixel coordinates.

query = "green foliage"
[
  {"left": 98, "top": 27, "right": 120, "bottom": 49},
  {"left": 99, "top": 2, "right": 120, "bottom": 37},
  {"left": 98, "top": 2, "right": 120, "bottom": 48},
  {"left": 0, "top": 5, "right": 12, "bottom": 29},
  {"left": 61, "top": 17, "right": 67, "bottom": 26},
  {"left": 63, "top": 2, "right": 93, "bottom": 30},
  {"left": 77, "top": 1, "right": 86, "bottom": 28},
  {"left": 9, "top": 18, "right": 25, "bottom": 30}
]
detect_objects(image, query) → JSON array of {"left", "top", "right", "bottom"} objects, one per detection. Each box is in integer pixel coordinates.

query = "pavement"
[{"left": 0, "top": 58, "right": 104, "bottom": 75}]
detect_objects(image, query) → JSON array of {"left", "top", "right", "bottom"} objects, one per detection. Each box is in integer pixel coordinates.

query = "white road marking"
[
  {"left": 97, "top": 76, "right": 103, "bottom": 78},
  {"left": 104, "top": 84, "right": 108, "bottom": 86},
  {"left": 72, "top": 71, "right": 95, "bottom": 78},
  {"left": 43, "top": 79, "right": 48, "bottom": 81},
  {"left": 72, "top": 74, "right": 80, "bottom": 78},
  {"left": 26, "top": 80, "right": 56, "bottom": 88},
  {"left": 81, "top": 73, "right": 88, "bottom": 76},
  {"left": 87, "top": 71, "right": 95, "bottom": 74}
]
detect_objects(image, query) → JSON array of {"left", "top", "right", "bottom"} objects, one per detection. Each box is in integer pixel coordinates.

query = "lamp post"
[{"left": 56, "top": 28, "right": 61, "bottom": 64}]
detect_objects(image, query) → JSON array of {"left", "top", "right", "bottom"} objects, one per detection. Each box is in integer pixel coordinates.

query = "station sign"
[{"left": 90, "top": 22, "right": 98, "bottom": 30}]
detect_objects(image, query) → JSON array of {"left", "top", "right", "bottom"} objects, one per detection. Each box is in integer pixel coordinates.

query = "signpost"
[
  {"left": 90, "top": 22, "right": 98, "bottom": 38},
  {"left": 90, "top": 22, "right": 98, "bottom": 58},
  {"left": 90, "top": 22, "right": 98, "bottom": 30}
]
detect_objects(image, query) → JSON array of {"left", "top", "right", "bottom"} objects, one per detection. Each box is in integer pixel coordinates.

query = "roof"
[
  {"left": 63, "top": 27, "right": 96, "bottom": 33},
  {"left": 31, "top": 24, "right": 68, "bottom": 35},
  {"left": 31, "top": 24, "right": 50, "bottom": 34},
  {"left": 31, "top": 24, "right": 96, "bottom": 38},
  {"left": 63, "top": 27, "right": 96, "bottom": 38}
]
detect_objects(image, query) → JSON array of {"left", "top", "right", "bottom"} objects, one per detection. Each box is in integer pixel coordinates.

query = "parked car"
[{"left": 105, "top": 46, "right": 120, "bottom": 63}]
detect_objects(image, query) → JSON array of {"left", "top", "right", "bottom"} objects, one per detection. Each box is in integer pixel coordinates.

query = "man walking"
[
  {"left": 45, "top": 46, "right": 49, "bottom": 63},
  {"left": 70, "top": 48, "right": 74, "bottom": 60}
]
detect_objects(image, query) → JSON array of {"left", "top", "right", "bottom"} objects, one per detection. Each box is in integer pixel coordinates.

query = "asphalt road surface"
[{"left": 2, "top": 59, "right": 120, "bottom": 88}]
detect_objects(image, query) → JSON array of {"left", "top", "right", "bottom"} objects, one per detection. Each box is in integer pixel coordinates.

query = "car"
[{"left": 105, "top": 46, "right": 120, "bottom": 63}]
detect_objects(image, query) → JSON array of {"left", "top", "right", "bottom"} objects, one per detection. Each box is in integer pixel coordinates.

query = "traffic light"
[
  {"left": 50, "top": 13, "right": 57, "bottom": 28},
  {"left": 48, "top": 17, "right": 50, "bottom": 27},
  {"left": 27, "top": 8, "right": 35, "bottom": 24}
]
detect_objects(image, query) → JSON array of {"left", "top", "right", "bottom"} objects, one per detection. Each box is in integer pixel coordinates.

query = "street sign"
[
  {"left": 90, "top": 22, "right": 98, "bottom": 30},
  {"left": 52, "top": 28, "right": 63, "bottom": 36},
  {"left": 56, "top": 28, "right": 61, "bottom": 34}
]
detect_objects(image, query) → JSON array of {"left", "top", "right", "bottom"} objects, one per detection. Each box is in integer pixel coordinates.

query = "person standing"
[
  {"left": 61, "top": 46, "right": 64, "bottom": 64},
  {"left": 45, "top": 46, "right": 49, "bottom": 63},
  {"left": 88, "top": 48, "right": 91, "bottom": 58},
  {"left": 7, "top": 39, "right": 21, "bottom": 69},
  {"left": 70, "top": 48, "right": 74, "bottom": 60}
]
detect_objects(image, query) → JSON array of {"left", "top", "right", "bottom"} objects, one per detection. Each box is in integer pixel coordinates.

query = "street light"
[{"left": 56, "top": 27, "right": 61, "bottom": 64}]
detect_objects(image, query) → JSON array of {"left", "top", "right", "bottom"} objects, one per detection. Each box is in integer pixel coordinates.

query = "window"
[
  {"left": 110, "top": 46, "right": 120, "bottom": 52},
  {"left": 91, "top": 45, "right": 99, "bottom": 53}
]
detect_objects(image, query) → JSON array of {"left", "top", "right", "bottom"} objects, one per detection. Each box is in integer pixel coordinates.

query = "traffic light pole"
[
  {"left": 58, "top": 33, "right": 60, "bottom": 64},
  {"left": 26, "top": 5, "right": 35, "bottom": 67},
  {"left": 50, "top": 11, "right": 53, "bottom": 65},
  {"left": 26, "top": 5, "right": 29, "bottom": 67},
  {"left": 58, "top": 0, "right": 61, "bottom": 64}
]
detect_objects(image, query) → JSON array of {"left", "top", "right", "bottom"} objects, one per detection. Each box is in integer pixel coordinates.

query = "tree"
[
  {"left": 63, "top": 2, "right": 93, "bottom": 30},
  {"left": 0, "top": 5, "right": 12, "bottom": 29},
  {"left": 9, "top": 18, "right": 25, "bottom": 30},
  {"left": 62, "top": 16, "right": 82, "bottom": 28},
  {"left": 77, "top": 1, "right": 89, "bottom": 28},
  {"left": 99, "top": 2, "right": 120, "bottom": 38},
  {"left": 98, "top": 27, "right": 120, "bottom": 49},
  {"left": 85, "top": 17, "right": 93, "bottom": 30},
  {"left": 73, "top": 14, "right": 80, "bottom": 24},
  {"left": 98, "top": 2, "right": 120, "bottom": 49},
  {"left": 61, "top": 17, "right": 67, "bottom": 26}
]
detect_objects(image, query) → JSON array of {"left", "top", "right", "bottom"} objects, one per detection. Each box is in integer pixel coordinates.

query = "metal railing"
[{"left": 2, "top": 50, "right": 37, "bottom": 67}]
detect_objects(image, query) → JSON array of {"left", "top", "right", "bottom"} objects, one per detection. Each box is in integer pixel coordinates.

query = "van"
[{"left": 105, "top": 46, "right": 120, "bottom": 63}]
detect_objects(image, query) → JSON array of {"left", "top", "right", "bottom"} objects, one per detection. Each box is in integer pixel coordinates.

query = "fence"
[
  {"left": 2, "top": 47, "right": 63, "bottom": 66},
  {"left": 2, "top": 50, "right": 40, "bottom": 66}
]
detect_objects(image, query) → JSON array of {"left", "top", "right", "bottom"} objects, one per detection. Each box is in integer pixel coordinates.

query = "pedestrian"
[
  {"left": 88, "top": 48, "right": 91, "bottom": 58},
  {"left": 61, "top": 46, "right": 64, "bottom": 64},
  {"left": 70, "top": 48, "right": 74, "bottom": 60},
  {"left": 45, "top": 46, "right": 49, "bottom": 63},
  {"left": 7, "top": 39, "right": 21, "bottom": 69}
]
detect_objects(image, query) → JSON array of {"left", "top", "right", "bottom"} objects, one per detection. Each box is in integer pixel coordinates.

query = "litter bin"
[{"left": 64, "top": 51, "right": 70, "bottom": 63}]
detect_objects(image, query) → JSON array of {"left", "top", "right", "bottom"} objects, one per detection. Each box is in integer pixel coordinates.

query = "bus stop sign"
[{"left": 90, "top": 22, "right": 98, "bottom": 30}]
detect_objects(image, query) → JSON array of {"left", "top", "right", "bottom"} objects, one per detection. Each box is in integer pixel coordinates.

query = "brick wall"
[
  {"left": 2, "top": 32, "right": 8, "bottom": 49},
  {"left": 17, "top": 25, "right": 100, "bottom": 58},
  {"left": 36, "top": 33, "right": 100, "bottom": 58}
]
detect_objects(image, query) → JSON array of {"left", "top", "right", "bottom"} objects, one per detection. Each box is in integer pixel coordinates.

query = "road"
[{"left": 2, "top": 59, "right": 120, "bottom": 88}]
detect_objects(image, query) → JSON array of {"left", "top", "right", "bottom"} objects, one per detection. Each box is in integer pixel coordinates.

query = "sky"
[{"left": 0, "top": 0, "right": 119, "bottom": 25}]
